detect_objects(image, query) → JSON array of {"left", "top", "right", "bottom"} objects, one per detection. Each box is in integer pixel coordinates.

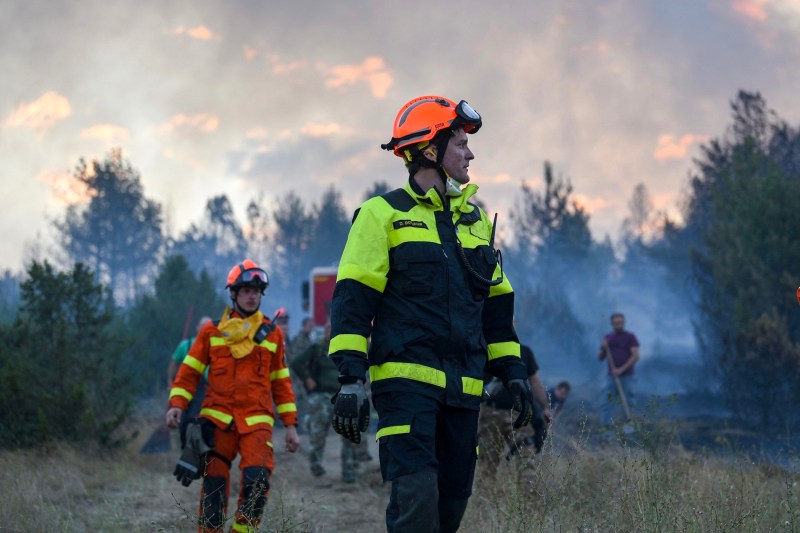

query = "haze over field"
[{"left": 3, "top": 0, "right": 800, "bottom": 270}]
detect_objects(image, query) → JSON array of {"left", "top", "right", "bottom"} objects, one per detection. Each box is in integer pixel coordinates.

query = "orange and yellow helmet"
[
  {"left": 226, "top": 259, "right": 269, "bottom": 291},
  {"left": 381, "top": 96, "right": 482, "bottom": 161}
]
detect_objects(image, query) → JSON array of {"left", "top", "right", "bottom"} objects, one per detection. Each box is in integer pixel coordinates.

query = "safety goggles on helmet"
[
  {"left": 452, "top": 100, "right": 482, "bottom": 133},
  {"left": 238, "top": 268, "right": 268, "bottom": 286}
]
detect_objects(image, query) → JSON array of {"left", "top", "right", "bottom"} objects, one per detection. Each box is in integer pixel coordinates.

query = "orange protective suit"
[{"left": 169, "top": 310, "right": 297, "bottom": 533}]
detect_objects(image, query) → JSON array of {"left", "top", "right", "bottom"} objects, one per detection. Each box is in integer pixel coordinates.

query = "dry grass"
[
  {"left": 0, "top": 415, "right": 796, "bottom": 532},
  {"left": 467, "top": 421, "right": 800, "bottom": 533},
  {"left": 0, "top": 439, "right": 195, "bottom": 532},
  {"left": 0, "top": 419, "right": 386, "bottom": 533}
]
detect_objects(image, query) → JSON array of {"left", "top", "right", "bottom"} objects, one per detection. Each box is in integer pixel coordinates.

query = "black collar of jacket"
[{"left": 408, "top": 175, "right": 448, "bottom": 209}]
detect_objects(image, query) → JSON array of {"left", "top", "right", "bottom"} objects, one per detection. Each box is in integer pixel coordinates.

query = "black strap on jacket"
[{"left": 381, "top": 188, "right": 417, "bottom": 212}]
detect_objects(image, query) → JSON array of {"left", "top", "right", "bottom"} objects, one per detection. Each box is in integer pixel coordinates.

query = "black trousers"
[{"left": 374, "top": 391, "right": 479, "bottom": 532}]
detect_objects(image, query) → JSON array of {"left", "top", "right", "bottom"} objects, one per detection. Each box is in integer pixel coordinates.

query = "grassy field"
[
  {"left": 469, "top": 427, "right": 799, "bottom": 532},
  {"left": 0, "top": 413, "right": 797, "bottom": 532}
]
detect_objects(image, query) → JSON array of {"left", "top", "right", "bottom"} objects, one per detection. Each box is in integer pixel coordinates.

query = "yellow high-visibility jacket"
[{"left": 328, "top": 180, "right": 526, "bottom": 409}]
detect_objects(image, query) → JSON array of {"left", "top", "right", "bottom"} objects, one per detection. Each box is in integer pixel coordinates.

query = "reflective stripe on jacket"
[
  {"left": 168, "top": 314, "right": 297, "bottom": 432},
  {"left": 329, "top": 180, "right": 527, "bottom": 410}
]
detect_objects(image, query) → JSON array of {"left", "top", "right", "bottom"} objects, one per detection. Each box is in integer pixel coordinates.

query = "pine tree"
[
  {"left": 0, "top": 261, "right": 133, "bottom": 448},
  {"left": 56, "top": 149, "right": 163, "bottom": 304}
]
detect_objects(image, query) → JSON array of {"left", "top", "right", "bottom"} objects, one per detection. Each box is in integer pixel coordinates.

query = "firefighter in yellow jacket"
[
  {"left": 328, "top": 96, "right": 541, "bottom": 532},
  {"left": 166, "top": 259, "right": 300, "bottom": 533}
]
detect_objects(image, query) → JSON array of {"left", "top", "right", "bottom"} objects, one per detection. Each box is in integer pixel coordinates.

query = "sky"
[{"left": 2, "top": 0, "right": 800, "bottom": 272}]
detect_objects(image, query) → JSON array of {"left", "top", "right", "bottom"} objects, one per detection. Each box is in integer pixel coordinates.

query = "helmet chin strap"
[
  {"left": 436, "top": 166, "right": 450, "bottom": 186},
  {"left": 424, "top": 159, "right": 459, "bottom": 199},
  {"left": 426, "top": 131, "right": 456, "bottom": 192}
]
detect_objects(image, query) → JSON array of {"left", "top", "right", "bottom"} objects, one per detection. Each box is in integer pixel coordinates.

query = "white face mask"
[{"left": 445, "top": 178, "right": 463, "bottom": 197}]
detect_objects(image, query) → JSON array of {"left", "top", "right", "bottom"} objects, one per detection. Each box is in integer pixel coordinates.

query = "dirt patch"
[{"left": 142, "top": 425, "right": 388, "bottom": 532}]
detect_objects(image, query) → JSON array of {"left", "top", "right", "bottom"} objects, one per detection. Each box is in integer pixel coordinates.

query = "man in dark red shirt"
[{"left": 598, "top": 312, "right": 640, "bottom": 425}]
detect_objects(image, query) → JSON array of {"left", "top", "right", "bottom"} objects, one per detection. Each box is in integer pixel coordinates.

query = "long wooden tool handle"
[{"left": 604, "top": 343, "right": 632, "bottom": 421}]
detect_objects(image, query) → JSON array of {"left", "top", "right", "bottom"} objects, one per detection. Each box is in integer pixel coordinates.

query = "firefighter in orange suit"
[{"left": 166, "top": 259, "right": 300, "bottom": 533}]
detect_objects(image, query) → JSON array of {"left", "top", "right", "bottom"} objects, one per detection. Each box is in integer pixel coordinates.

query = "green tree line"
[{"left": 0, "top": 89, "right": 797, "bottom": 449}]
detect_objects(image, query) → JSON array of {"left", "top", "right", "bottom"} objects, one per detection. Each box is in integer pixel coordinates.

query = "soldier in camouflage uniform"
[
  {"left": 289, "top": 318, "right": 315, "bottom": 432},
  {"left": 290, "top": 323, "right": 359, "bottom": 483},
  {"left": 289, "top": 317, "right": 315, "bottom": 360}
]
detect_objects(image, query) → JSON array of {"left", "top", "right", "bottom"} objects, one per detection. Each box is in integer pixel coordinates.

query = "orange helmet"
[
  {"left": 226, "top": 259, "right": 269, "bottom": 291},
  {"left": 381, "top": 96, "right": 482, "bottom": 161}
]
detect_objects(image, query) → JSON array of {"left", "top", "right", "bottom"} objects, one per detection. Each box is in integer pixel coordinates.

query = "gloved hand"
[
  {"left": 507, "top": 378, "right": 534, "bottom": 429},
  {"left": 173, "top": 421, "right": 213, "bottom": 486},
  {"left": 331, "top": 381, "right": 370, "bottom": 444}
]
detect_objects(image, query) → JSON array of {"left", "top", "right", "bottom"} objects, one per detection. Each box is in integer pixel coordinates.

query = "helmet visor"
[
  {"left": 239, "top": 268, "right": 269, "bottom": 286},
  {"left": 454, "top": 100, "right": 482, "bottom": 133}
]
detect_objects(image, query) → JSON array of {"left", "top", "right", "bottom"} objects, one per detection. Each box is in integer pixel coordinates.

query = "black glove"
[
  {"left": 331, "top": 381, "right": 370, "bottom": 444},
  {"left": 173, "top": 421, "right": 213, "bottom": 486},
  {"left": 507, "top": 378, "right": 534, "bottom": 429}
]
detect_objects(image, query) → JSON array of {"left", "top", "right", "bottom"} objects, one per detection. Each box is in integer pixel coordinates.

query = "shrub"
[{"left": 0, "top": 261, "right": 134, "bottom": 448}]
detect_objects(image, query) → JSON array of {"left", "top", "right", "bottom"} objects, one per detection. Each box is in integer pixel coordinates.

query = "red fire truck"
[{"left": 304, "top": 266, "right": 338, "bottom": 326}]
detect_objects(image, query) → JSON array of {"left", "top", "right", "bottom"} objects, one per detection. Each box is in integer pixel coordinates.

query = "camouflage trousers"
[
  {"left": 306, "top": 392, "right": 360, "bottom": 481},
  {"left": 291, "top": 378, "right": 309, "bottom": 433}
]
